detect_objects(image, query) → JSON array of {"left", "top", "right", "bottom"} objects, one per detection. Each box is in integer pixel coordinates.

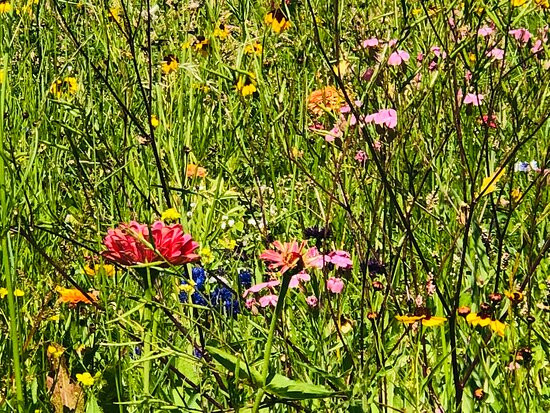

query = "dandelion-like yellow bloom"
[
  {"left": 244, "top": 42, "right": 263, "bottom": 55},
  {"left": 150, "top": 114, "right": 159, "bottom": 128},
  {"left": 50, "top": 77, "right": 78, "bottom": 98},
  {"left": 0, "top": 1, "right": 12, "bottom": 14},
  {"left": 213, "top": 23, "right": 229, "bottom": 40},
  {"left": 265, "top": 9, "right": 291, "bottom": 34},
  {"left": 161, "top": 208, "right": 181, "bottom": 222},
  {"left": 76, "top": 372, "right": 96, "bottom": 386},
  {"left": 236, "top": 74, "right": 257, "bottom": 97},
  {"left": 47, "top": 344, "right": 64, "bottom": 358},
  {"left": 0, "top": 287, "right": 8, "bottom": 298},
  {"left": 14, "top": 289, "right": 24, "bottom": 296},
  {"left": 161, "top": 55, "right": 179, "bottom": 75}
]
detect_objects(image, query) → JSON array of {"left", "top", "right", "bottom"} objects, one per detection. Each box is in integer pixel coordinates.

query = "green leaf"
[
  {"left": 86, "top": 395, "right": 103, "bottom": 413},
  {"left": 205, "top": 346, "right": 263, "bottom": 385},
  {"left": 265, "top": 374, "right": 336, "bottom": 400}
]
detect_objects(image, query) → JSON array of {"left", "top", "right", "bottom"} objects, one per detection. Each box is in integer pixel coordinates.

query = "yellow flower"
[
  {"left": 108, "top": 7, "right": 123, "bottom": 24},
  {"left": 333, "top": 60, "right": 350, "bottom": 76},
  {"left": 395, "top": 314, "right": 447, "bottom": 327},
  {"left": 466, "top": 312, "right": 491, "bottom": 327},
  {"left": 535, "top": 0, "right": 549, "bottom": 8},
  {"left": 411, "top": 8, "right": 422, "bottom": 16},
  {"left": 264, "top": 9, "right": 291, "bottom": 34},
  {"left": 50, "top": 77, "right": 78, "bottom": 98},
  {"left": 511, "top": 188, "right": 522, "bottom": 202},
  {"left": 0, "top": 287, "right": 7, "bottom": 298},
  {"left": 84, "top": 264, "right": 115, "bottom": 277},
  {"left": 213, "top": 23, "right": 229, "bottom": 39},
  {"left": 0, "top": 68, "right": 4, "bottom": 83},
  {"left": 468, "top": 52, "right": 476, "bottom": 63},
  {"left": 504, "top": 290, "right": 524, "bottom": 303},
  {"left": 395, "top": 315, "right": 424, "bottom": 324},
  {"left": 511, "top": 0, "right": 528, "bottom": 6},
  {"left": 490, "top": 319, "right": 506, "bottom": 337},
  {"left": 479, "top": 168, "right": 505, "bottom": 197},
  {"left": 14, "top": 289, "right": 24, "bottom": 297},
  {"left": 76, "top": 372, "right": 96, "bottom": 386},
  {"left": 49, "top": 314, "right": 60, "bottom": 321},
  {"left": 47, "top": 344, "right": 64, "bottom": 358},
  {"left": 161, "top": 208, "right": 181, "bottom": 222},
  {"left": 421, "top": 316, "right": 447, "bottom": 327},
  {"left": 219, "top": 238, "right": 236, "bottom": 250},
  {"left": 150, "top": 114, "right": 159, "bottom": 128},
  {"left": 193, "top": 36, "right": 210, "bottom": 56},
  {"left": 199, "top": 246, "right": 213, "bottom": 264},
  {"left": 186, "top": 164, "right": 207, "bottom": 178},
  {"left": 0, "top": 1, "right": 12, "bottom": 14},
  {"left": 161, "top": 55, "right": 179, "bottom": 75},
  {"left": 236, "top": 74, "right": 257, "bottom": 97},
  {"left": 244, "top": 42, "right": 263, "bottom": 55}
]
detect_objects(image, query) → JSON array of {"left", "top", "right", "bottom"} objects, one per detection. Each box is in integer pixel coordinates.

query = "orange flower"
[
  {"left": 186, "top": 164, "right": 207, "bottom": 178},
  {"left": 307, "top": 86, "right": 344, "bottom": 117},
  {"left": 56, "top": 286, "right": 98, "bottom": 305}
]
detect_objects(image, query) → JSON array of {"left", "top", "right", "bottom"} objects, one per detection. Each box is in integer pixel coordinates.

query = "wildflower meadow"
[{"left": 1, "top": 0, "right": 550, "bottom": 411}]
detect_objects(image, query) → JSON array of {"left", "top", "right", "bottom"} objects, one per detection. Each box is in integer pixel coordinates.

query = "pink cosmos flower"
[
  {"left": 355, "top": 150, "right": 367, "bottom": 162},
  {"left": 463, "top": 93, "right": 484, "bottom": 106},
  {"left": 306, "top": 295, "right": 318, "bottom": 307},
  {"left": 242, "top": 280, "right": 280, "bottom": 298},
  {"left": 509, "top": 28, "right": 532, "bottom": 44},
  {"left": 326, "top": 277, "right": 345, "bottom": 294},
  {"left": 478, "top": 26, "right": 494, "bottom": 37},
  {"left": 365, "top": 109, "right": 397, "bottom": 129},
  {"left": 289, "top": 271, "right": 311, "bottom": 288},
  {"left": 388, "top": 50, "right": 410, "bottom": 66},
  {"left": 102, "top": 221, "right": 199, "bottom": 266},
  {"left": 326, "top": 250, "right": 353, "bottom": 269},
  {"left": 259, "top": 294, "right": 278, "bottom": 308},
  {"left": 362, "top": 37, "right": 379, "bottom": 48},
  {"left": 487, "top": 48, "right": 504, "bottom": 60},
  {"left": 259, "top": 241, "right": 324, "bottom": 274}
]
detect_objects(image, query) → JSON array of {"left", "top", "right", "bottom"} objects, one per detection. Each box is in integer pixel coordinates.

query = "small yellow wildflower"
[
  {"left": 478, "top": 168, "right": 505, "bottom": 197},
  {"left": 76, "top": 372, "right": 96, "bottom": 386},
  {"left": 150, "top": 114, "right": 159, "bottom": 128},
  {"left": 213, "top": 23, "right": 229, "bottom": 40},
  {"left": 84, "top": 264, "right": 115, "bottom": 277},
  {"left": 264, "top": 9, "right": 291, "bottom": 34},
  {"left": 193, "top": 36, "right": 210, "bottom": 56},
  {"left": 186, "top": 164, "right": 207, "bottom": 178},
  {"left": 411, "top": 8, "right": 422, "bottom": 16},
  {"left": 199, "top": 246, "right": 213, "bottom": 264},
  {"left": 468, "top": 53, "right": 476, "bottom": 63},
  {"left": 47, "top": 344, "right": 64, "bottom": 358},
  {"left": 244, "top": 42, "right": 263, "bottom": 55},
  {"left": 511, "top": 0, "right": 528, "bottom": 6},
  {"left": 0, "top": 1, "right": 12, "bottom": 14},
  {"left": 395, "top": 314, "right": 447, "bottom": 327},
  {"left": 14, "top": 289, "right": 24, "bottom": 297},
  {"left": 161, "top": 208, "right": 181, "bottom": 222},
  {"left": 504, "top": 290, "right": 524, "bottom": 303},
  {"left": 490, "top": 319, "right": 506, "bottom": 337},
  {"left": 219, "top": 238, "right": 236, "bottom": 250},
  {"left": 161, "top": 55, "right": 179, "bottom": 75},
  {"left": 0, "top": 287, "right": 7, "bottom": 298},
  {"left": 511, "top": 188, "right": 522, "bottom": 202},
  {"left": 236, "top": 74, "right": 257, "bottom": 97},
  {"left": 50, "top": 77, "right": 78, "bottom": 98},
  {"left": 49, "top": 314, "right": 60, "bottom": 322}
]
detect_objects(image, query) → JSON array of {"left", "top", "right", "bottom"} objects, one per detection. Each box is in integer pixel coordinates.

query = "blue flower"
[
  {"left": 192, "top": 267, "right": 207, "bottom": 290},
  {"left": 239, "top": 269, "right": 253, "bottom": 289},
  {"left": 211, "top": 285, "right": 240, "bottom": 318},
  {"left": 191, "top": 291, "right": 208, "bottom": 306},
  {"left": 514, "top": 161, "right": 529, "bottom": 173}
]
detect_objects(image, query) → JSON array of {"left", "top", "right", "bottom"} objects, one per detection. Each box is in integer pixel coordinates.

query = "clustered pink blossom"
[
  {"left": 509, "top": 28, "right": 532, "bottom": 44},
  {"left": 478, "top": 26, "right": 495, "bottom": 37},
  {"left": 388, "top": 50, "right": 410, "bottom": 66},
  {"left": 355, "top": 150, "right": 367, "bottom": 163},
  {"left": 325, "top": 250, "right": 353, "bottom": 269},
  {"left": 306, "top": 295, "right": 318, "bottom": 307},
  {"left": 102, "top": 221, "right": 200, "bottom": 266},
  {"left": 326, "top": 277, "right": 345, "bottom": 294},
  {"left": 487, "top": 48, "right": 504, "bottom": 60}
]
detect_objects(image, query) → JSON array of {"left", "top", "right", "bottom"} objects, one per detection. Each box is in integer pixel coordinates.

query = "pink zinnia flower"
[
  {"left": 366, "top": 109, "right": 398, "bottom": 129},
  {"left": 259, "top": 241, "right": 323, "bottom": 274},
  {"left": 102, "top": 221, "right": 199, "bottom": 266},
  {"left": 242, "top": 280, "right": 280, "bottom": 298},
  {"left": 259, "top": 294, "right": 278, "bottom": 308},
  {"left": 509, "top": 28, "right": 532, "bottom": 44},
  {"left": 289, "top": 271, "right": 311, "bottom": 288},
  {"left": 306, "top": 295, "right": 318, "bottom": 307},
  {"left": 362, "top": 37, "right": 379, "bottom": 48},
  {"left": 463, "top": 93, "right": 484, "bottom": 106},
  {"left": 326, "top": 250, "right": 353, "bottom": 269},
  {"left": 478, "top": 26, "right": 494, "bottom": 37},
  {"left": 326, "top": 277, "right": 344, "bottom": 294},
  {"left": 388, "top": 50, "right": 410, "bottom": 66}
]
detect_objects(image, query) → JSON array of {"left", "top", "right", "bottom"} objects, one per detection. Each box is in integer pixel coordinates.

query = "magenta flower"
[
  {"left": 289, "top": 271, "right": 311, "bottom": 289},
  {"left": 388, "top": 50, "right": 410, "bottom": 66},
  {"left": 326, "top": 277, "right": 345, "bottom": 294},
  {"left": 509, "top": 28, "right": 532, "bottom": 44},
  {"left": 463, "top": 93, "right": 484, "bottom": 106},
  {"left": 102, "top": 221, "right": 200, "bottom": 266},
  {"left": 242, "top": 280, "right": 280, "bottom": 298},
  {"left": 366, "top": 109, "right": 397, "bottom": 129},
  {"left": 306, "top": 295, "right": 318, "bottom": 307},
  {"left": 259, "top": 294, "right": 278, "bottom": 308},
  {"left": 326, "top": 250, "right": 353, "bottom": 269},
  {"left": 355, "top": 150, "right": 367, "bottom": 162}
]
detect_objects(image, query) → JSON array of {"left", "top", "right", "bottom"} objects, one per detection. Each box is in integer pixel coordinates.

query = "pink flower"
[
  {"left": 388, "top": 39, "right": 398, "bottom": 47},
  {"left": 465, "top": 70, "right": 472, "bottom": 82},
  {"left": 388, "top": 50, "right": 410, "bottom": 66},
  {"left": 355, "top": 150, "right": 367, "bottom": 162},
  {"left": 463, "top": 93, "right": 484, "bottom": 106},
  {"left": 326, "top": 250, "right": 353, "bottom": 269},
  {"left": 366, "top": 109, "right": 397, "bottom": 129},
  {"left": 480, "top": 114, "right": 497, "bottom": 128},
  {"left": 245, "top": 298, "right": 257, "bottom": 309},
  {"left": 289, "top": 271, "right": 311, "bottom": 288},
  {"left": 326, "top": 277, "right": 344, "bottom": 294},
  {"left": 242, "top": 280, "right": 280, "bottom": 298},
  {"left": 531, "top": 39, "right": 543, "bottom": 55},
  {"left": 487, "top": 48, "right": 504, "bottom": 60},
  {"left": 259, "top": 241, "right": 323, "bottom": 274},
  {"left": 306, "top": 295, "right": 318, "bottom": 307},
  {"left": 478, "top": 26, "right": 494, "bottom": 37},
  {"left": 102, "top": 221, "right": 199, "bottom": 266},
  {"left": 509, "top": 28, "right": 532, "bottom": 44},
  {"left": 362, "top": 37, "right": 379, "bottom": 48},
  {"left": 416, "top": 52, "right": 424, "bottom": 62},
  {"left": 428, "top": 61, "right": 438, "bottom": 71},
  {"left": 430, "top": 46, "right": 446, "bottom": 59},
  {"left": 259, "top": 294, "right": 278, "bottom": 308}
]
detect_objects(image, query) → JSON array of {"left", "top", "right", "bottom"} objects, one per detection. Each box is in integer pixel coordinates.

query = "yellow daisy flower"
[{"left": 264, "top": 9, "right": 291, "bottom": 34}]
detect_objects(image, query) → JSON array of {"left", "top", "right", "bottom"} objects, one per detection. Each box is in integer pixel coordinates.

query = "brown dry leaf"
[{"left": 46, "top": 359, "right": 85, "bottom": 412}]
